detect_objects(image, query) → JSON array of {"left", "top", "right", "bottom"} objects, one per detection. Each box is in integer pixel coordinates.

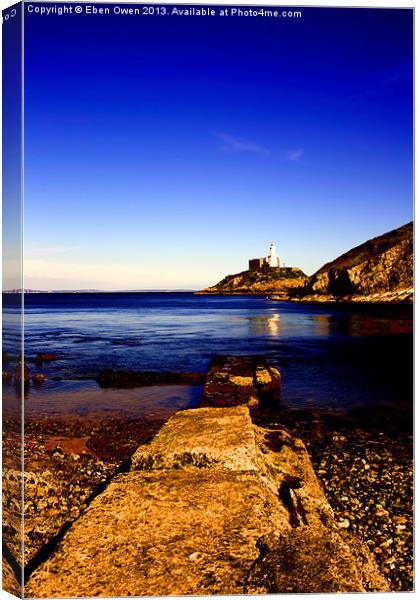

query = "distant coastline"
[{"left": 4, "top": 289, "right": 198, "bottom": 294}]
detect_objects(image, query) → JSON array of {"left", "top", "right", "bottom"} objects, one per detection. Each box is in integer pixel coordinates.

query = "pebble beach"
[{"left": 273, "top": 407, "right": 414, "bottom": 592}]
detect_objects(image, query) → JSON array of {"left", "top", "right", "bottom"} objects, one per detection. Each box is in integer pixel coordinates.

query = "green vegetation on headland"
[{"left": 197, "top": 222, "right": 413, "bottom": 303}]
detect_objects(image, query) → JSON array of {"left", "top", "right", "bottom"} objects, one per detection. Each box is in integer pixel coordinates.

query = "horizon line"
[{"left": 3, "top": 289, "right": 200, "bottom": 294}]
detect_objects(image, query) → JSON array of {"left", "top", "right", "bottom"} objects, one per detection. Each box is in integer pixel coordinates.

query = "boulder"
[
  {"left": 199, "top": 355, "right": 280, "bottom": 411},
  {"left": 33, "top": 353, "right": 59, "bottom": 364}
]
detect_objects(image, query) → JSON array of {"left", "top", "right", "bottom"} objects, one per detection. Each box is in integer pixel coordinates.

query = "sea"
[{"left": 2, "top": 292, "right": 413, "bottom": 421}]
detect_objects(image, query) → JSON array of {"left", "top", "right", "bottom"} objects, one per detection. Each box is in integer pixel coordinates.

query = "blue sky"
[
  {"left": 3, "top": 1, "right": 22, "bottom": 290},
  {"left": 23, "top": 4, "right": 413, "bottom": 290}
]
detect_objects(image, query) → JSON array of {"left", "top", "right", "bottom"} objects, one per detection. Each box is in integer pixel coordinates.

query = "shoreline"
[
  {"left": 3, "top": 389, "right": 413, "bottom": 592},
  {"left": 195, "top": 290, "right": 413, "bottom": 304},
  {"left": 4, "top": 288, "right": 413, "bottom": 305},
  {"left": 3, "top": 350, "right": 413, "bottom": 591}
]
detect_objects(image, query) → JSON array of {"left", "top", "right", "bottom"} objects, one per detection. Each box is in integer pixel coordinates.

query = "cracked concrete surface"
[{"left": 25, "top": 405, "right": 388, "bottom": 597}]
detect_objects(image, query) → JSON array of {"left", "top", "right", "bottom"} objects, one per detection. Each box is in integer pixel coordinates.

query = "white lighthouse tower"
[{"left": 267, "top": 242, "right": 280, "bottom": 268}]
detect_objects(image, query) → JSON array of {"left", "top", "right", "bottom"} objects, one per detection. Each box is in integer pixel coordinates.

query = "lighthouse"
[
  {"left": 267, "top": 242, "right": 280, "bottom": 268},
  {"left": 248, "top": 242, "right": 281, "bottom": 271}
]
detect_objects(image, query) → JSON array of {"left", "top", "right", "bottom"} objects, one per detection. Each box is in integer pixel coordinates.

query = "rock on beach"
[{"left": 26, "top": 406, "right": 388, "bottom": 597}]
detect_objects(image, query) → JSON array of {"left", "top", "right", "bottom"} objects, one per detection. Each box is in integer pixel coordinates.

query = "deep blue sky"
[
  {"left": 23, "top": 3, "right": 413, "bottom": 290},
  {"left": 3, "top": 1, "right": 22, "bottom": 290}
]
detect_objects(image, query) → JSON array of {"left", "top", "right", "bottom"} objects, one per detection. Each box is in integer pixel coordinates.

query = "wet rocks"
[
  {"left": 255, "top": 364, "right": 281, "bottom": 405},
  {"left": 199, "top": 355, "right": 280, "bottom": 411},
  {"left": 14, "top": 362, "right": 30, "bottom": 386},
  {"left": 110, "top": 338, "right": 141, "bottom": 346},
  {"left": 33, "top": 353, "right": 59, "bottom": 364},
  {"left": 96, "top": 368, "right": 204, "bottom": 388},
  {"left": 289, "top": 288, "right": 413, "bottom": 304}
]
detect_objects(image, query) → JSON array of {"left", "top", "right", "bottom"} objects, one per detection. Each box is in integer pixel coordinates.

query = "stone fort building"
[
  {"left": 249, "top": 242, "right": 281, "bottom": 271},
  {"left": 249, "top": 242, "right": 303, "bottom": 276}
]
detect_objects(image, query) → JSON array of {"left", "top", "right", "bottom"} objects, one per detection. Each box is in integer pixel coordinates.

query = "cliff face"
[
  {"left": 305, "top": 222, "right": 413, "bottom": 302},
  {"left": 198, "top": 267, "right": 308, "bottom": 296}
]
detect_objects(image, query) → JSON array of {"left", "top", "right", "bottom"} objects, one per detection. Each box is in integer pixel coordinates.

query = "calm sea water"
[{"left": 3, "top": 292, "right": 413, "bottom": 414}]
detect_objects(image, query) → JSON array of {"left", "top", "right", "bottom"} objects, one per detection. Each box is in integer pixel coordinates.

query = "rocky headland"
[
  {"left": 198, "top": 222, "right": 413, "bottom": 303},
  {"left": 198, "top": 266, "right": 308, "bottom": 296}
]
